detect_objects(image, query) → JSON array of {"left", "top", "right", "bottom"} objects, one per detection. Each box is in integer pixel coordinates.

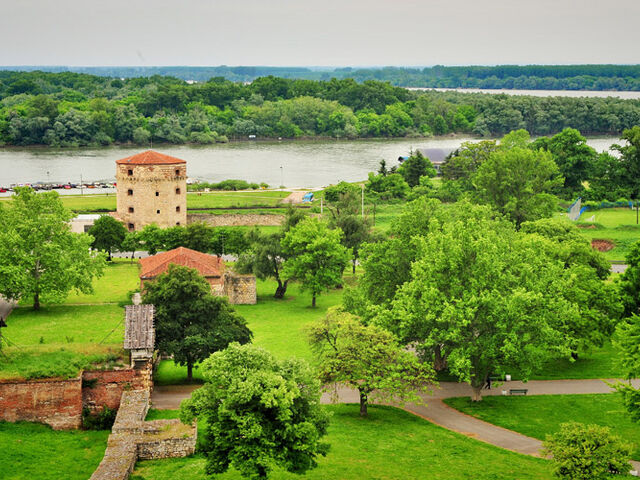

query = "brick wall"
[
  {"left": 83, "top": 362, "right": 154, "bottom": 413},
  {"left": 0, "top": 376, "right": 83, "bottom": 430}
]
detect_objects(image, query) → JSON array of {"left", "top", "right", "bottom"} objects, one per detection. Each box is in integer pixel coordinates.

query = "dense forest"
[
  {"left": 4, "top": 64, "right": 640, "bottom": 90},
  {"left": 1, "top": 71, "right": 640, "bottom": 147}
]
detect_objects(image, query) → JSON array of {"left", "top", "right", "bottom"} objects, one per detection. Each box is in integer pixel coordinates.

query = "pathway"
[{"left": 152, "top": 378, "right": 640, "bottom": 471}]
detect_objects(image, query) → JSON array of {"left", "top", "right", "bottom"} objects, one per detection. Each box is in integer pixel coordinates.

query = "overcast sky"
[{"left": 1, "top": 0, "right": 638, "bottom": 66}]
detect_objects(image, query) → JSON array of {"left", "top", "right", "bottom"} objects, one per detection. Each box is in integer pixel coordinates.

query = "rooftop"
[
  {"left": 124, "top": 304, "right": 155, "bottom": 350},
  {"left": 116, "top": 150, "right": 187, "bottom": 166},
  {"left": 140, "top": 246, "right": 225, "bottom": 280}
]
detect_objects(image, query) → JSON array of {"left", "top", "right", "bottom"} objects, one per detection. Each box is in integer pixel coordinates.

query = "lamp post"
[{"left": 280, "top": 166, "right": 284, "bottom": 188}]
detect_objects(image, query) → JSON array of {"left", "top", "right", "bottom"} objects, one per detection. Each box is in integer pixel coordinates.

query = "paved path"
[{"left": 152, "top": 378, "right": 640, "bottom": 471}]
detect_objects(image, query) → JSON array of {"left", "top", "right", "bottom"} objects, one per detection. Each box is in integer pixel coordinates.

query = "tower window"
[
  {"left": 156, "top": 209, "right": 160, "bottom": 214},
  {"left": 127, "top": 169, "right": 133, "bottom": 176},
  {"left": 176, "top": 206, "right": 180, "bottom": 212},
  {"left": 128, "top": 223, "right": 134, "bottom": 230},
  {"left": 175, "top": 187, "right": 181, "bottom": 194},
  {"left": 127, "top": 189, "right": 133, "bottom": 196},
  {"left": 155, "top": 191, "right": 159, "bottom": 197},
  {"left": 175, "top": 169, "right": 180, "bottom": 176},
  {"left": 176, "top": 222, "right": 180, "bottom": 226},
  {"left": 128, "top": 207, "right": 134, "bottom": 213}
]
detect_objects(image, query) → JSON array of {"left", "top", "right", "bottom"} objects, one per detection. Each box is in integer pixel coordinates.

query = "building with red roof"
[{"left": 115, "top": 150, "right": 187, "bottom": 231}]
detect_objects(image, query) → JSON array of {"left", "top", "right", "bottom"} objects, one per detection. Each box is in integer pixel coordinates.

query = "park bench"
[{"left": 509, "top": 389, "right": 528, "bottom": 395}]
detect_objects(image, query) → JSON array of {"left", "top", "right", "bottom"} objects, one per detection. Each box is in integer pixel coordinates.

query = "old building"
[
  {"left": 116, "top": 150, "right": 187, "bottom": 231},
  {"left": 139, "top": 247, "right": 257, "bottom": 304}
]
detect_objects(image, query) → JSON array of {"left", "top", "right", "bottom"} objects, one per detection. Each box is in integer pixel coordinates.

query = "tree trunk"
[
  {"left": 130, "top": 252, "right": 135, "bottom": 263},
  {"left": 352, "top": 259, "right": 356, "bottom": 275},
  {"left": 359, "top": 391, "right": 368, "bottom": 417},
  {"left": 312, "top": 294, "right": 316, "bottom": 308},
  {"left": 187, "top": 363, "right": 193, "bottom": 381},
  {"left": 434, "top": 345, "right": 447, "bottom": 371},
  {"left": 274, "top": 279, "right": 288, "bottom": 299},
  {"left": 571, "top": 351, "right": 579, "bottom": 360},
  {"left": 33, "top": 291, "right": 40, "bottom": 311},
  {"left": 471, "top": 384, "right": 484, "bottom": 402},
  {"left": 107, "top": 248, "right": 112, "bottom": 261}
]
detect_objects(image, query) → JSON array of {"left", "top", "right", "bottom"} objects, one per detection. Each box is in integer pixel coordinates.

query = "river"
[
  {"left": 0, "top": 136, "right": 623, "bottom": 191},
  {"left": 407, "top": 88, "right": 640, "bottom": 99}
]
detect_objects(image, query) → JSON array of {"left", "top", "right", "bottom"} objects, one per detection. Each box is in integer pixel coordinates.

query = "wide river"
[
  {"left": 408, "top": 88, "right": 640, "bottom": 99},
  {"left": 0, "top": 136, "right": 622, "bottom": 190}
]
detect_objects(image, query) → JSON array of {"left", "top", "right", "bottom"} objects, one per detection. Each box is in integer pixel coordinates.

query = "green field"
[
  {"left": 154, "top": 277, "right": 346, "bottom": 385},
  {"left": 576, "top": 208, "right": 640, "bottom": 261},
  {"left": 445, "top": 393, "right": 640, "bottom": 459},
  {"left": 131, "top": 405, "right": 554, "bottom": 480},
  {"left": 0, "top": 422, "right": 110, "bottom": 480}
]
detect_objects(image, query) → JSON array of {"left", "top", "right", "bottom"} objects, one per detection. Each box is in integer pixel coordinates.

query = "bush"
[
  {"left": 82, "top": 405, "right": 117, "bottom": 430},
  {"left": 542, "top": 422, "right": 632, "bottom": 479}
]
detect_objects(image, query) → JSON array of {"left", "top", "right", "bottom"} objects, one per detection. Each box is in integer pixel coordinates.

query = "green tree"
[
  {"left": 282, "top": 218, "right": 349, "bottom": 307},
  {"left": 139, "top": 224, "right": 165, "bottom": 255},
  {"left": 473, "top": 146, "right": 563, "bottom": 227},
  {"left": 180, "top": 343, "right": 329, "bottom": 479},
  {"left": 618, "top": 241, "right": 640, "bottom": 317},
  {"left": 541, "top": 423, "right": 632, "bottom": 479},
  {"left": 613, "top": 126, "right": 640, "bottom": 202},
  {"left": 88, "top": 215, "right": 127, "bottom": 261},
  {"left": 142, "top": 264, "right": 252, "bottom": 380},
  {"left": 308, "top": 308, "right": 434, "bottom": 416},
  {"left": 120, "top": 230, "right": 143, "bottom": 262},
  {"left": 0, "top": 187, "right": 105, "bottom": 310},
  {"left": 381, "top": 202, "right": 577, "bottom": 400},
  {"left": 397, "top": 150, "right": 436, "bottom": 188},
  {"left": 441, "top": 140, "right": 498, "bottom": 191}
]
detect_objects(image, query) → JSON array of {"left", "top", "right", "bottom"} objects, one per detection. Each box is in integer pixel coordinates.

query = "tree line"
[{"left": 2, "top": 71, "right": 640, "bottom": 147}]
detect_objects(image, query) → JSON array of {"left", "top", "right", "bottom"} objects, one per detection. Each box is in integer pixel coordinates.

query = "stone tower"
[{"left": 116, "top": 151, "right": 187, "bottom": 231}]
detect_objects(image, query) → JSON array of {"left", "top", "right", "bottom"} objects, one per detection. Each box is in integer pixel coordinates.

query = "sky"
[{"left": 1, "top": 0, "right": 639, "bottom": 66}]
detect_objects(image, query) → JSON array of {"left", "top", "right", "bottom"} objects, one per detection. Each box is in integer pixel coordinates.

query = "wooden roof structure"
[{"left": 124, "top": 304, "right": 155, "bottom": 350}]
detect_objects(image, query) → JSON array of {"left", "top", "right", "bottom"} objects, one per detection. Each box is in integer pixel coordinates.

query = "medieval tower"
[{"left": 115, "top": 151, "right": 187, "bottom": 231}]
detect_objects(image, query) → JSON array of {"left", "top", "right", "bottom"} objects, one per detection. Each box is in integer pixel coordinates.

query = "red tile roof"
[
  {"left": 140, "top": 247, "right": 224, "bottom": 279},
  {"left": 116, "top": 150, "right": 187, "bottom": 165}
]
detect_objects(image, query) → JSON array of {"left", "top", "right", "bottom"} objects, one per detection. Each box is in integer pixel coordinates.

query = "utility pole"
[
  {"left": 361, "top": 184, "right": 364, "bottom": 219},
  {"left": 280, "top": 166, "right": 284, "bottom": 188},
  {"left": 80, "top": 174, "right": 84, "bottom": 196}
]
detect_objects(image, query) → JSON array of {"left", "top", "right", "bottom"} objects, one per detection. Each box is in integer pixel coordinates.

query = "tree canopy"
[{"left": 88, "top": 214, "right": 127, "bottom": 260}]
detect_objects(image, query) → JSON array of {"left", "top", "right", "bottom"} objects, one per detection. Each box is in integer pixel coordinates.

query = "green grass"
[
  {"left": 0, "top": 304, "right": 126, "bottom": 379},
  {"left": 66, "top": 259, "right": 139, "bottom": 304},
  {"left": 154, "top": 278, "right": 345, "bottom": 386},
  {"left": 131, "top": 405, "right": 553, "bottom": 480},
  {"left": 0, "top": 421, "right": 109, "bottom": 480},
  {"left": 530, "top": 342, "right": 626, "bottom": 380},
  {"left": 445, "top": 393, "right": 640, "bottom": 459},
  {"left": 576, "top": 208, "right": 640, "bottom": 261}
]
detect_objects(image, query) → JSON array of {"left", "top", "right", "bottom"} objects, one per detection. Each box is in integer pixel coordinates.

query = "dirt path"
[{"left": 152, "top": 378, "right": 640, "bottom": 471}]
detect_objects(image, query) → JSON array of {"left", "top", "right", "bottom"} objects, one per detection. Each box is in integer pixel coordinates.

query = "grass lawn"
[
  {"left": 0, "top": 421, "right": 110, "bottom": 480},
  {"left": 131, "top": 405, "right": 553, "bottom": 480},
  {"left": 576, "top": 208, "right": 640, "bottom": 261},
  {"left": 445, "top": 393, "right": 640, "bottom": 460},
  {"left": 66, "top": 258, "right": 139, "bottom": 305},
  {"left": 154, "top": 278, "right": 346, "bottom": 386},
  {"left": 0, "top": 304, "right": 126, "bottom": 379},
  {"left": 529, "top": 342, "right": 626, "bottom": 380}
]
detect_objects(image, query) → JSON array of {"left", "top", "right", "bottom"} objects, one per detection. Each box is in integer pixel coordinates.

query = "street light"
[{"left": 280, "top": 165, "right": 284, "bottom": 188}]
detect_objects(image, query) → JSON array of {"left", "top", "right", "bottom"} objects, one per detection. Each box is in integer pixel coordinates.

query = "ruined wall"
[
  {"left": 188, "top": 213, "right": 284, "bottom": 226},
  {"left": 82, "top": 363, "right": 152, "bottom": 413},
  {"left": 0, "top": 376, "right": 82, "bottom": 430},
  {"left": 116, "top": 163, "right": 187, "bottom": 231},
  {"left": 137, "top": 420, "right": 197, "bottom": 460},
  {"left": 223, "top": 272, "right": 257, "bottom": 305}
]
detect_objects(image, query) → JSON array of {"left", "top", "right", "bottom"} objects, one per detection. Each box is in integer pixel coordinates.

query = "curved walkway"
[{"left": 152, "top": 378, "right": 640, "bottom": 470}]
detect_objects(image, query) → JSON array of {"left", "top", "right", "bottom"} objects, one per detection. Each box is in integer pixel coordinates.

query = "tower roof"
[
  {"left": 140, "top": 247, "right": 225, "bottom": 280},
  {"left": 116, "top": 150, "right": 187, "bottom": 165}
]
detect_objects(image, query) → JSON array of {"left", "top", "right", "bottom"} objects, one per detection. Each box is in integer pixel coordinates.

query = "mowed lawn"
[
  {"left": 131, "top": 405, "right": 553, "bottom": 480},
  {"left": 154, "top": 278, "right": 346, "bottom": 385},
  {"left": 445, "top": 393, "right": 640, "bottom": 460},
  {"left": 576, "top": 208, "right": 640, "bottom": 261},
  {"left": 0, "top": 421, "right": 110, "bottom": 480}
]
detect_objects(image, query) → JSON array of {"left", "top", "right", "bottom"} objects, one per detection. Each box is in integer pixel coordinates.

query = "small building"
[
  {"left": 123, "top": 304, "right": 155, "bottom": 371},
  {"left": 70, "top": 214, "right": 102, "bottom": 233},
  {"left": 139, "top": 247, "right": 257, "bottom": 305},
  {"left": 397, "top": 148, "right": 455, "bottom": 175},
  {"left": 115, "top": 150, "right": 187, "bottom": 231}
]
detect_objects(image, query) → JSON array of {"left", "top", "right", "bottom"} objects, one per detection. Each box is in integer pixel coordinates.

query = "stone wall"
[
  {"left": 0, "top": 376, "right": 83, "bottom": 430},
  {"left": 223, "top": 272, "right": 257, "bottom": 305},
  {"left": 82, "top": 365, "right": 152, "bottom": 413},
  {"left": 137, "top": 420, "right": 197, "bottom": 460},
  {"left": 188, "top": 213, "right": 284, "bottom": 226}
]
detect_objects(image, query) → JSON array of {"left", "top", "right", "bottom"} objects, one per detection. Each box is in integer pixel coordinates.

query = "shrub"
[{"left": 82, "top": 405, "right": 117, "bottom": 430}]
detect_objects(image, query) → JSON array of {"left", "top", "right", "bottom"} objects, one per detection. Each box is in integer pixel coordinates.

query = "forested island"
[
  {"left": 4, "top": 64, "right": 640, "bottom": 90},
  {"left": 1, "top": 70, "right": 640, "bottom": 147}
]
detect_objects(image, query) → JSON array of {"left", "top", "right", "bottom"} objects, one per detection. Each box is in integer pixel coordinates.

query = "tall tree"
[
  {"left": 282, "top": 218, "right": 349, "bottom": 307},
  {"left": 618, "top": 240, "right": 640, "bottom": 317},
  {"left": 180, "top": 343, "right": 330, "bottom": 480},
  {"left": 0, "top": 187, "right": 105, "bottom": 310},
  {"left": 381, "top": 203, "right": 578, "bottom": 401},
  {"left": 308, "top": 308, "right": 434, "bottom": 416},
  {"left": 88, "top": 215, "right": 127, "bottom": 261},
  {"left": 473, "top": 146, "right": 563, "bottom": 227},
  {"left": 397, "top": 150, "right": 436, "bottom": 187},
  {"left": 142, "top": 264, "right": 252, "bottom": 380}
]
